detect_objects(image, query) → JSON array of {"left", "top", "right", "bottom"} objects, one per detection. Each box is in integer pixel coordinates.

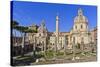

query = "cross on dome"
[{"left": 78, "top": 8, "right": 83, "bottom": 16}]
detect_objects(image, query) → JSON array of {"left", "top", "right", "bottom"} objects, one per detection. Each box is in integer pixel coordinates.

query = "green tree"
[
  {"left": 12, "top": 20, "right": 38, "bottom": 56},
  {"left": 11, "top": 20, "right": 19, "bottom": 44},
  {"left": 18, "top": 26, "right": 38, "bottom": 56}
]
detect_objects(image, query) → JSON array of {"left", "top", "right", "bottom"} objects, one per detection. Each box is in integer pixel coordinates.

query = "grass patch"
[
  {"left": 17, "top": 56, "right": 29, "bottom": 60},
  {"left": 45, "top": 50, "right": 54, "bottom": 59},
  {"left": 56, "top": 52, "right": 64, "bottom": 56}
]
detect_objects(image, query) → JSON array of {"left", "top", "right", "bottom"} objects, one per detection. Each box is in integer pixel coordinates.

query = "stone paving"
[{"left": 12, "top": 52, "right": 97, "bottom": 66}]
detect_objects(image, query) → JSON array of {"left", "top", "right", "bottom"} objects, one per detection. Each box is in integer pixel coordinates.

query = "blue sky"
[{"left": 11, "top": 1, "right": 97, "bottom": 32}]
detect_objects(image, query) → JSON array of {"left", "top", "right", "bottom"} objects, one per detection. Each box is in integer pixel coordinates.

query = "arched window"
[
  {"left": 75, "top": 25, "right": 77, "bottom": 29},
  {"left": 39, "top": 34, "right": 41, "bottom": 36},
  {"left": 81, "top": 24, "right": 83, "bottom": 29},
  {"left": 81, "top": 37, "right": 84, "bottom": 44},
  {"left": 73, "top": 37, "right": 75, "bottom": 44},
  {"left": 86, "top": 25, "right": 87, "bottom": 29}
]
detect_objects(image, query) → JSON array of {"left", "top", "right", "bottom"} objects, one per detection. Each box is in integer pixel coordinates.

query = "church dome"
[
  {"left": 74, "top": 8, "right": 88, "bottom": 23},
  {"left": 38, "top": 22, "right": 47, "bottom": 33}
]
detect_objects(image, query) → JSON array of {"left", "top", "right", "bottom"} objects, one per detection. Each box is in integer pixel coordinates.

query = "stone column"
[
  {"left": 64, "top": 36, "right": 66, "bottom": 56},
  {"left": 72, "top": 37, "right": 75, "bottom": 60},
  {"left": 81, "top": 38, "right": 84, "bottom": 53},
  {"left": 33, "top": 35, "right": 36, "bottom": 57},
  {"left": 44, "top": 38, "right": 46, "bottom": 52},
  {"left": 54, "top": 37, "right": 57, "bottom": 59},
  {"left": 44, "top": 38, "right": 46, "bottom": 57},
  {"left": 21, "top": 33, "right": 25, "bottom": 56},
  {"left": 56, "top": 14, "right": 59, "bottom": 50},
  {"left": 55, "top": 37, "right": 57, "bottom": 52}
]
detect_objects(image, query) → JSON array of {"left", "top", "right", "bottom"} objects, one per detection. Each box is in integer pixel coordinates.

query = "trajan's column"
[{"left": 56, "top": 14, "right": 60, "bottom": 50}]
